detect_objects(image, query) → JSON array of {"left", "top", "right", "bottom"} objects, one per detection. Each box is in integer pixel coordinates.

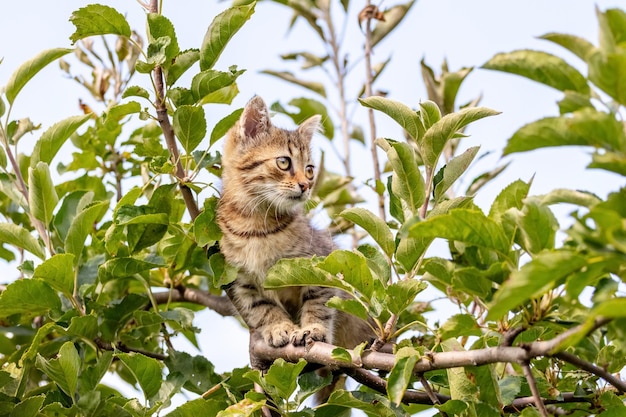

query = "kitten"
[{"left": 217, "top": 96, "right": 372, "bottom": 353}]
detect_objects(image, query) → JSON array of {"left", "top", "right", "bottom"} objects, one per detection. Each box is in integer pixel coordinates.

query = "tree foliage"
[{"left": 0, "top": 1, "right": 625, "bottom": 417}]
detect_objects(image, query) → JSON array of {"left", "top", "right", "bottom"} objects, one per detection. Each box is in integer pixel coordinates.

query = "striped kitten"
[{"left": 217, "top": 96, "right": 371, "bottom": 351}]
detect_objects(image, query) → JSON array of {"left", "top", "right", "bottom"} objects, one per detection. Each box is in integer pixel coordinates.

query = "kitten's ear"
[
  {"left": 297, "top": 115, "right": 322, "bottom": 142},
  {"left": 240, "top": 96, "right": 271, "bottom": 139}
]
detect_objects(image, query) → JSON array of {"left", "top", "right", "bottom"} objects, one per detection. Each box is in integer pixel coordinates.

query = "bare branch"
[
  {"left": 95, "top": 337, "right": 167, "bottom": 360},
  {"left": 149, "top": 0, "right": 201, "bottom": 221},
  {"left": 152, "top": 286, "right": 236, "bottom": 317},
  {"left": 522, "top": 362, "right": 550, "bottom": 417},
  {"left": 251, "top": 318, "right": 614, "bottom": 381},
  {"left": 344, "top": 367, "right": 449, "bottom": 404},
  {"left": 555, "top": 351, "right": 626, "bottom": 394},
  {"left": 361, "top": 3, "right": 385, "bottom": 221}
]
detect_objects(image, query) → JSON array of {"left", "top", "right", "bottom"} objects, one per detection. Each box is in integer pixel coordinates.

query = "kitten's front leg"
[
  {"left": 292, "top": 286, "right": 337, "bottom": 346},
  {"left": 226, "top": 279, "right": 295, "bottom": 347}
]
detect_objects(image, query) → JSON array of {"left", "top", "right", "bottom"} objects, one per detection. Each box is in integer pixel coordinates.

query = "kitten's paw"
[
  {"left": 290, "top": 324, "right": 328, "bottom": 346},
  {"left": 262, "top": 322, "right": 296, "bottom": 347}
]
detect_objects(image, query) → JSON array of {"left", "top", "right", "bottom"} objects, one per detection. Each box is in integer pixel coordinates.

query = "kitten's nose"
[{"left": 298, "top": 182, "right": 309, "bottom": 193}]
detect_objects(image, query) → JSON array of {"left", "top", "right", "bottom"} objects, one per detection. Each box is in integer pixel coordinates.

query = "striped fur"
[{"left": 217, "top": 96, "right": 372, "bottom": 351}]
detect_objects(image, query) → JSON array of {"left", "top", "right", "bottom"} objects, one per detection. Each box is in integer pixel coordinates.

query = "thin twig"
[
  {"left": 149, "top": 0, "right": 201, "bottom": 221},
  {"left": 362, "top": 3, "right": 385, "bottom": 221},
  {"left": 95, "top": 337, "right": 168, "bottom": 360},
  {"left": 555, "top": 351, "right": 626, "bottom": 394},
  {"left": 152, "top": 286, "right": 236, "bottom": 317},
  {"left": 522, "top": 362, "right": 550, "bottom": 417},
  {"left": 344, "top": 367, "right": 449, "bottom": 404}
]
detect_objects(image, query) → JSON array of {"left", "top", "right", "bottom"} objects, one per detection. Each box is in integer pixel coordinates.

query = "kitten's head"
[{"left": 222, "top": 96, "right": 321, "bottom": 214}]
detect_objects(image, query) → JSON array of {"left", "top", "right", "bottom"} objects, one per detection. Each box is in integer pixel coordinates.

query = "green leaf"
[
  {"left": 200, "top": 2, "right": 255, "bottom": 70},
  {"left": 387, "top": 347, "right": 419, "bottom": 405},
  {"left": 539, "top": 33, "right": 595, "bottom": 62},
  {"left": 173, "top": 105, "right": 207, "bottom": 154},
  {"left": 422, "top": 107, "right": 499, "bottom": 168},
  {"left": 0, "top": 223, "right": 45, "bottom": 260},
  {"left": 505, "top": 199, "right": 559, "bottom": 254},
  {"left": 261, "top": 70, "right": 326, "bottom": 97},
  {"left": 32, "top": 253, "right": 75, "bottom": 298},
  {"left": 441, "top": 339, "right": 477, "bottom": 401},
  {"left": 98, "top": 257, "right": 165, "bottom": 283},
  {"left": 166, "top": 398, "right": 231, "bottom": 417},
  {"left": 191, "top": 69, "right": 244, "bottom": 105},
  {"left": 327, "top": 390, "right": 401, "bottom": 417},
  {"left": 217, "top": 398, "right": 266, "bottom": 417},
  {"left": 194, "top": 197, "right": 222, "bottom": 247},
  {"left": 330, "top": 348, "right": 353, "bottom": 364},
  {"left": 0, "top": 278, "right": 60, "bottom": 318},
  {"left": 210, "top": 108, "right": 242, "bottom": 146},
  {"left": 588, "top": 48, "right": 626, "bottom": 106},
  {"left": 339, "top": 207, "right": 394, "bottom": 257},
  {"left": 433, "top": 146, "right": 480, "bottom": 203},
  {"left": 166, "top": 49, "right": 200, "bottom": 87},
  {"left": 439, "top": 314, "right": 481, "bottom": 340},
  {"left": 29, "top": 162, "right": 58, "bottom": 225},
  {"left": 504, "top": 108, "right": 626, "bottom": 155},
  {"left": 487, "top": 251, "right": 587, "bottom": 320},
  {"left": 384, "top": 141, "right": 426, "bottom": 214},
  {"left": 535, "top": 189, "right": 601, "bottom": 208},
  {"left": 272, "top": 98, "right": 334, "bottom": 140},
  {"left": 419, "top": 100, "right": 442, "bottom": 129},
  {"left": 5, "top": 48, "right": 73, "bottom": 104},
  {"left": 318, "top": 250, "right": 375, "bottom": 299},
  {"left": 209, "top": 252, "right": 238, "bottom": 288},
  {"left": 123, "top": 85, "right": 151, "bottom": 100},
  {"left": 589, "top": 151, "right": 626, "bottom": 176},
  {"left": 147, "top": 14, "right": 179, "bottom": 68},
  {"left": 408, "top": 209, "right": 510, "bottom": 254},
  {"left": 0, "top": 145, "right": 6, "bottom": 170},
  {"left": 31, "top": 114, "right": 91, "bottom": 168},
  {"left": 264, "top": 358, "right": 307, "bottom": 399},
  {"left": 67, "top": 314, "right": 99, "bottom": 340},
  {"left": 116, "top": 352, "right": 163, "bottom": 400},
  {"left": 327, "top": 296, "right": 370, "bottom": 321},
  {"left": 10, "top": 395, "right": 45, "bottom": 417},
  {"left": 64, "top": 200, "right": 109, "bottom": 260},
  {"left": 557, "top": 91, "right": 594, "bottom": 114},
  {"left": 36, "top": 342, "right": 80, "bottom": 400},
  {"left": 442, "top": 67, "right": 474, "bottom": 115},
  {"left": 360, "top": 96, "right": 422, "bottom": 141},
  {"left": 69, "top": 4, "right": 131, "bottom": 43},
  {"left": 371, "top": 1, "right": 416, "bottom": 48},
  {"left": 482, "top": 49, "right": 590, "bottom": 94},
  {"left": 488, "top": 179, "right": 530, "bottom": 221},
  {"left": 265, "top": 258, "right": 350, "bottom": 292},
  {"left": 296, "top": 370, "right": 333, "bottom": 405},
  {"left": 385, "top": 279, "right": 427, "bottom": 315},
  {"left": 53, "top": 191, "right": 93, "bottom": 244}
]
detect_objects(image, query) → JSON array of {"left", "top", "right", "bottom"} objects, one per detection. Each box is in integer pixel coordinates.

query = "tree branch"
[
  {"left": 152, "top": 286, "right": 236, "bottom": 317},
  {"left": 522, "top": 361, "right": 549, "bottom": 417},
  {"left": 149, "top": 0, "right": 201, "bottom": 221},
  {"left": 250, "top": 318, "right": 615, "bottom": 384},
  {"left": 95, "top": 337, "right": 168, "bottom": 360},
  {"left": 554, "top": 351, "right": 626, "bottom": 394},
  {"left": 361, "top": 4, "right": 385, "bottom": 221}
]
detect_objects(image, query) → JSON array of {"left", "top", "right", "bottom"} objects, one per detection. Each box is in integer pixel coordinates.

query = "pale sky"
[{"left": 1, "top": 0, "right": 624, "bottom": 413}]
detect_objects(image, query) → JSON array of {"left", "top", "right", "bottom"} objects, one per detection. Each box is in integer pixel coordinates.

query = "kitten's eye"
[
  {"left": 305, "top": 165, "right": 315, "bottom": 180},
  {"left": 276, "top": 157, "right": 291, "bottom": 171}
]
